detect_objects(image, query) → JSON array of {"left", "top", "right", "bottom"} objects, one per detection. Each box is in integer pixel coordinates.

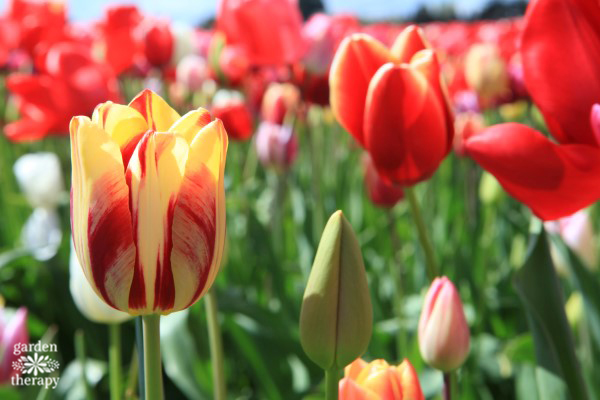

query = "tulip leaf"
[
  {"left": 549, "top": 234, "right": 600, "bottom": 351},
  {"left": 513, "top": 228, "right": 587, "bottom": 400}
]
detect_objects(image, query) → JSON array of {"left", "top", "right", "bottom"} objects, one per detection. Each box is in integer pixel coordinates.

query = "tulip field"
[{"left": 1, "top": 0, "right": 600, "bottom": 399}]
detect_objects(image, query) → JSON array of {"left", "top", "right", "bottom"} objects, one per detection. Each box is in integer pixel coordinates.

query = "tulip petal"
[
  {"left": 169, "top": 120, "right": 228, "bottom": 311},
  {"left": 70, "top": 116, "right": 135, "bottom": 311},
  {"left": 390, "top": 25, "right": 429, "bottom": 63},
  {"left": 364, "top": 63, "right": 448, "bottom": 185},
  {"left": 92, "top": 102, "right": 149, "bottom": 166},
  {"left": 396, "top": 360, "right": 425, "bottom": 400},
  {"left": 522, "top": 0, "right": 600, "bottom": 145},
  {"left": 339, "top": 377, "right": 379, "bottom": 400},
  {"left": 464, "top": 123, "right": 600, "bottom": 220},
  {"left": 129, "top": 89, "right": 181, "bottom": 132},
  {"left": 345, "top": 358, "right": 369, "bottom": 381},
  {"left": 126, "top": 131, "right": 188, "bottom": 313},
  {"left": 168, "top": 108, "right": 213, "bottom": 143},
  {"left": 329, "top": 34, "right": 392, "bottom": 146}
]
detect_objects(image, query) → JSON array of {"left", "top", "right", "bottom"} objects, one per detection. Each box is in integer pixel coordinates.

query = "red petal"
[
  {"left": 329, "top": 34, "right": 392, "bottom": 146},
  {"left": 522, "top": 0, "right": 600, "bottom": 145},
  {"left": 465, "top": 123, "right": 600, "bottom": 220}
]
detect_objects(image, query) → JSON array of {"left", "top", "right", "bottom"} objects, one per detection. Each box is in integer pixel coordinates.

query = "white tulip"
[
  {"left": 21, "top": 208, "right": 62, "bottom": 261},
  {"left": 13, "top": 152, "right": 64, "bottom": 208}
]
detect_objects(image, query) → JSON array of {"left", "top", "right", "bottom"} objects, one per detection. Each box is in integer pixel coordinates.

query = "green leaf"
[{"left": 513, "top": 228, "right": 587, "bottom": 400}]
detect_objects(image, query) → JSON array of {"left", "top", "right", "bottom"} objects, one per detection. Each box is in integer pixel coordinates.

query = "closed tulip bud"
[
  {"left": 13, "top": 152, "right": 64, "bottom": 208},
  {"left": 363, "top": 153, "right": 404, "bottom": 208},
  {"left": 545, "top": 209, "right": 597, "bottom": 272},
  {"left": 70, "top": 89, "right": 228, "bottom": 315},
  {"left": 69, "top": 240, "right": 133, "bottom": 324},
  {"left": 418, "top": 277, "right": 470, "bottom": 372},
  {"left": 300, "top": 211, "right": 372, "bottom": 371},
  {"left": 211, "top": 90, "right": 254, "bottom": 141},
  {"left": 261, "top": 82, "right": 300, "bottom": 125},
  {"left": 176, "top": 54, "right": 209, "bottom": 91},
  {"left": 330, "top": 27, "right": 453, "bottom": 186},
  {"left": 339, "top": 358, "right": 424, "bottom": 400},
  {"left": 465, "top": 43, "right": 510, "bottom": 106},
  {"left": 143, "top": 19, "right": 174, "bottom": 68},
  {"left": 255, "top": 122, "right": 298, "bottom": 170},
  {"left": 0, "top": 307, "right": 28, "bottom": 384},
  {"left": 21, "top": 208, "right": 62, "bottom": 261}
]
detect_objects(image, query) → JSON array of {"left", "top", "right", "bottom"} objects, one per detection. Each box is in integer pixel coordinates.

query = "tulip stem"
[
  {"left": 109, "top": 324, "right": 123, "bottom": 400},
  {"left": 142, "top": 315, "right": 164, "bottom": 400},
  {"left": 135, "top": 317, "right": 145, "bottom": 400},
  {"left": 75, "top": 330, "right": 94, "bottom": 400},
  {"left": 205, "top": 290, "right": 227, "bottom": 400},
  {"left": 443, "top": 372, "right": 457, "bottom": 400},
  {"left": 325, "top": 368, "right": 339, "bottom": 400},
  {"left": 404, "top": 186, "right": 439, "bottom": 280}
]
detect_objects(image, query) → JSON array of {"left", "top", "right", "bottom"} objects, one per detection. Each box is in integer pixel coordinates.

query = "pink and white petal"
[
  {"left": 128, "top": 89, "right": 181, "bottom": 132},
  {"left": 70, "top": 116, "right": 135, "bottom": 311},
  {"left": 169, "top": 119, "right": 228, "bottom": 312},
  {"left": 168, "top": 108, "right": 213, "bottom": 143},
  {"left": 125, "top": 131, "right": 188, "bottom": 314}
]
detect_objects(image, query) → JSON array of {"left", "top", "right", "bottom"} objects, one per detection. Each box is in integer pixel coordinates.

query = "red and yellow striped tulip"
[
  {"left": 339, "top": 358, "right": 424, "bottom": 400},
  {"left": 70, "top": 89, "right": 228, "bottom": 315}
]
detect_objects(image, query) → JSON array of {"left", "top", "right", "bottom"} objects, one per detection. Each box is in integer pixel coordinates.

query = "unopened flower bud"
[
  {"left": 465, "top": 43, "right": 509, "bottom": 107},
  {"left": 300, "top": 211, "right": 372, "bottom": 370},
  {"left": 418, "top": 277, "right": 470, "bottom": 372},
  {"left": 255, "top": 122, "right": 298, "bottom": 170}
]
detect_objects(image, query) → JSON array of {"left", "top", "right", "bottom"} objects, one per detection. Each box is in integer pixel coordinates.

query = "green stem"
[
  {"left": 388, "top": 210, "right": 406, "bottom": 358},
  {"left": 404, "top": 186, "right": 439, "bottom": 281},
  {"left": 125, "top": 347, "right": 139, "bottom": 400},
  {"left": 135, "top": 317, "right": 145, "bottom": 400},
  {"left": 75, "top": 330, "right": 94, "bottom": 400},
  {"left": 142, "top": 315, "right": 163, "bottom": 400},
  {"left": 109, "top": 324, "right": 122, "bottom": 400},
  {"left": 205, "top": 290, "right": 227, "bottom": 400},
  {"left": 443, "top": 372, "right": 451, "bottom": 400},
  {"left": 325, "top": 368, "right": 339, "bottom": 400}
]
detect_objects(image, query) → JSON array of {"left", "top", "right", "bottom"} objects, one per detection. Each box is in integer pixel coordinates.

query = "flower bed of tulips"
[{"left": 1, "top": 0, "right": 600, "bottom": 399}]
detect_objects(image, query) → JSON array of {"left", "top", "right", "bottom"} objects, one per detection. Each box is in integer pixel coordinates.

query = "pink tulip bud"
[
  {"left": 418, "top": 277, "right": 470, "bottom": 372},
  {"left": 0, "top": 307, "right": 29, "bottom": 384},
  {"left": 176, "top": 54, "right": 209, "bottom": 91},
  {"left": 255, "top": 121, "right": 297, "bottom": 170}
]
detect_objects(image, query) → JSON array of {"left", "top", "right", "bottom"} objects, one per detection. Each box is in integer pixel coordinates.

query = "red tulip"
[
  {"left": 261, "top": 82, "right": 300, "bottom": 125},
  {"left": 96, "top": 5, "right": 143, "bottom": 75},
  {"left": 142, "top": 19, "right": 174, "bottom": 68},
  {"left": 211, "top": 90, "right": 254, "bottom": 141},
  {"left": 5, "top": 42, "right": 120, "bottom": 141},
  {"left": 463, "top": 0, "right": 600, "bottom": 220},
  {"left": 217, "top": 0, "right": 305, "bottom": 65},
  {"left": 330, "top": 26, "right": 454, "bottom": 186},
  {"left": 363, "top": 154, "right": 404, "bottom": 208}
]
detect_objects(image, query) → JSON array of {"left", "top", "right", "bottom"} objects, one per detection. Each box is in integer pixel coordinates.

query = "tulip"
[
  {"left": 453, "top": 112, "right": 485, "bottom": 156},
  {"left": 261, "top": 82, "right": 300, "bottom": 125},
  {"left": 5, "top": 42, "right": 120, "bottom": 141},
  {"left": 21, "top": 207, "right": 62, "bottom": 261},
  {"left": 418, "top": 277, "right": 470, "bottom": 372},
  {"left": 545, "top": 209, "right": 597, "bottom": 271},
  {"left": 211, "top": 90, "right": 254, "bottom": 141},
  {"left": 0, "top": 307, "right": 28, "bottom": 384},
  {"left": 300, "top": 211, "right": 372, "bottom": 371},
  {"left": 363, "top": 154, "right": 404, "bottom": 208},
  {"left": 464, "top": 43, "right": 510, "bottom": 106},
  {"left": 95, "top": 5, "right": 143, "bottom": 75},
  {"left": 463, "top": 0, "right": 600, "bottom": 220},
  {"left": 217, "top": 0, "right": 305, "bottom": 65},
  {"left": 330, "top": 26, "right": 453, "bottom": 186},
  {"left": 255, "top": 122, "right": 298, "bottom": 170},
  {"left": 142, "top": 19, "right": 174, "bottom": 68},
  {"left": 13, "top": 152, "right": 64, "bottom": 208},
  {"left": 70, "top": 89, "right": 228, "bottom": 315},
  {"left": 218, "top": 44, "right": 250, "bottom": 86},
  {"left": 69, "top": 240, "right": 133, "bottom": 324},
  {"left": 176, "top": 54, "right": 209, "bottom": 92},
  {"left": 339, "top": 358, "right": 424, "bottom": 400}
]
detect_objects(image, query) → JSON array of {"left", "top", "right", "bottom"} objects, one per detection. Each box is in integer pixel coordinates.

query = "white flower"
[
  {"left": 69, "top": 240, "right": 133, "bottom": 324},
  {"left": 171, "top": 22, "right": 195, "bottom": 65},
  {"left": 13, "top": 153, "right": 64, "bottom": 208},
  {"left": 21, "top": 208, "right": 62, "bottom": 261}
]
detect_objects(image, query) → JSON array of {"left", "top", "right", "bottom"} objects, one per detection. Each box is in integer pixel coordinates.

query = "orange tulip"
[
  {"left": 330, "top": 26, "right": 453, "bottom": 186},
  {"left": 339, "top": 358, "right": 424, "bottom": 400},
  {"left": 70, "top": 90, "right": 228, "bottom": 315}
]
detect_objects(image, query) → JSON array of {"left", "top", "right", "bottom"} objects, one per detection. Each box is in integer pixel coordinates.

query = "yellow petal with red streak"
[
  {"left": 169, "top": 108, "right": 213, "bottom": 143},
  {"left": 129, "top": 89, "right": 181, "bottom": 132}
]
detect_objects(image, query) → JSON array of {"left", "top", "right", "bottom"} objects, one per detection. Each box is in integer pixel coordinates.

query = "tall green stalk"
[
  {"left": 325, "top": 368, "right": 339, "bottom": 400},
  {"left": 404, "top": 186, "right": 439, "bottom": 281},
  {"left": 109, "top": 324, "right": 122, "bottom": 400},
  {"left": 205, "top": 290, "right": 227, "bottom": 400},
  {"left": 142, "top": 315, "right": 163, "bottom": 400}
]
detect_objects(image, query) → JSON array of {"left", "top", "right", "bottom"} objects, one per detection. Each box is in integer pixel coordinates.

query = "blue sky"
[{"left": 0, "top": 0, "right": 521, "bottom": 24}]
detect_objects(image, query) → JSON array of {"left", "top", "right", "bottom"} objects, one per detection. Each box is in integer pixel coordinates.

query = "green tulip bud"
[{"left": 300, "top": 210, "right": 373, "bottom": 370}]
